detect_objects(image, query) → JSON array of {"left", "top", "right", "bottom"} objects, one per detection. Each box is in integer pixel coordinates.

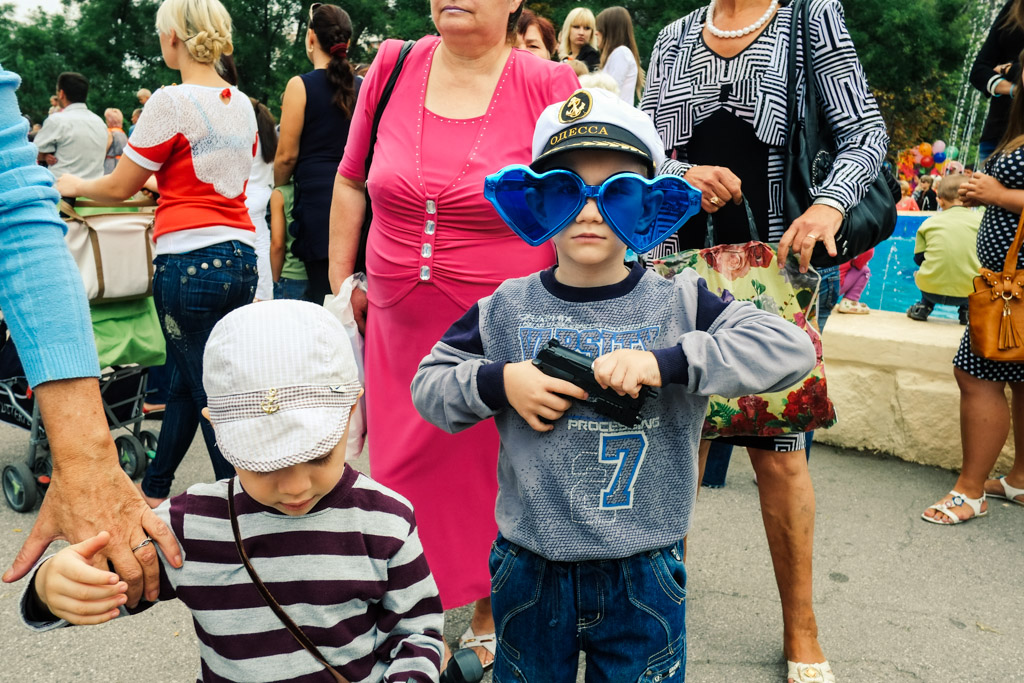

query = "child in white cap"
[
  {"left": 22, "top": 300, "right": 444, "bottom": 682},
  {"left": 412, "top": 89, "right": 816, "bottom": 681}
]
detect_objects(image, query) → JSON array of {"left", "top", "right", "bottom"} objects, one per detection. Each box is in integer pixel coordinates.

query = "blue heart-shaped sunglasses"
[{"left": 483, "top": 165, "right": 702, "bottom": 253}]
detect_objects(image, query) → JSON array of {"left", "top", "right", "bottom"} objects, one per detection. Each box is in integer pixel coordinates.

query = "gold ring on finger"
[{"left": 710, "top": 196, "right": 721, "bottom": 206}]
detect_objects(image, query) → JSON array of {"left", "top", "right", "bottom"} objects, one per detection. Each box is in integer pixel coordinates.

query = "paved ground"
[{"left": 0, "top": 419, "right": 1022, "bottom": 682}]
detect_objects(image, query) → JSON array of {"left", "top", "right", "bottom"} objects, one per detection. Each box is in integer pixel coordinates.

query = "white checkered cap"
[
  {"left": 202, "top": 300, "right": 361, "bottom": 472},
  {"left": 531, "top": 88, "right": 667, "bottom": 172}
]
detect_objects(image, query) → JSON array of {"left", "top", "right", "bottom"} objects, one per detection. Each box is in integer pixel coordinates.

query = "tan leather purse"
[
  {"left": 60, "top": 199, "right": 156, "bottom": 303},
  {"left": 969, "top": 212, "right": 1024, "bottom": 361}
]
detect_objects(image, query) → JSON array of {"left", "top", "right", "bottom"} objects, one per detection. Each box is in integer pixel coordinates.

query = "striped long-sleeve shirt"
[{"left": 23, "top": 465, "right": 444, "bottom": 683}]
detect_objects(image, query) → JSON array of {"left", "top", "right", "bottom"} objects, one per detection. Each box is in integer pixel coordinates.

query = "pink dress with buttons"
[{"left": 339, "top": 37, "right": 579, "bottom": 608}]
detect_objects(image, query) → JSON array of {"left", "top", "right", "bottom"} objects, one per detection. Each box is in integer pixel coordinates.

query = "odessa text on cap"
[{"left": 531, "top": 88, "right": 668, "bottom": 173}]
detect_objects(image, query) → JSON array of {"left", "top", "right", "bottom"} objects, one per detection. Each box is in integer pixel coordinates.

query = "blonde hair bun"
[{"left": 156, "top": 0, "right": 234, "bottom": 65}]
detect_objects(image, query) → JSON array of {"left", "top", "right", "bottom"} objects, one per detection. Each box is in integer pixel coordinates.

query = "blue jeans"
[
  {"left": 273, "top": 277, "right": 309, "bottom": 301},
  {"left": 703, "top": 263, "right": 841, "bottom": 484},
  {"left": 490, "top": 534, "right": 687, "bottom": 683},
  {"left": 142, "top": 242, "right": 257, "bottom": 498}
]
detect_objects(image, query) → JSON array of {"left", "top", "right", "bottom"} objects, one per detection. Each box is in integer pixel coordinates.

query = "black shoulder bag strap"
[
  {"left": 355, "top": 39, "right": 416, "bottom": 273},
  {"left": 228, "top": 478, "right": 349, "bottom": 683}
]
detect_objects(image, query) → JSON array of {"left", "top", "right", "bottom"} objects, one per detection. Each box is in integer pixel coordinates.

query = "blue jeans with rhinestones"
[
  {"left": 141, "top": 241, "right": 257, "bottom": 498},
  {"left": 490, "top": 534, "right": 687, "bottom": 683}
]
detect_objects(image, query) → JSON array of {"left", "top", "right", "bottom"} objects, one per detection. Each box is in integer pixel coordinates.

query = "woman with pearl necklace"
[{"left": 641, "top": 1, "right": 889, "bottom": 682}]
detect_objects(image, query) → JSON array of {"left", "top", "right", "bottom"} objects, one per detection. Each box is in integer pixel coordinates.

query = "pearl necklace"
[{"left": 706, "top": 0, "right": 779, "bottom": 39}]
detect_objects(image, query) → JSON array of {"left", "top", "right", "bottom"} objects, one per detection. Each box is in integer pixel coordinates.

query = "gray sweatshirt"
[{"left": 412, "top": 263, "right": 816, "bottom": 562}]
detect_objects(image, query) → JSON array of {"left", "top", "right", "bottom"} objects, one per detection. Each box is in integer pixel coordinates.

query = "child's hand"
[
  {"left": 34, "top": 531, "right": 128, "bottom": 625},
  {"left": 592, "top": 350, "right": 662, "bottom": 398},
  {"left": 504, "top": 361, "right": 587, "bottom": 432}
]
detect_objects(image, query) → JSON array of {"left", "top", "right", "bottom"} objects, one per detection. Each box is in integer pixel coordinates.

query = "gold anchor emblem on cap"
[
  {"left": 260, "top": 388, "right": 280, "bottom": 414},
  {"left": 558, "top": 89, "right": 593, "bottom": 123},
  {"left": 565, "top": 96, "right": 586, "bottom": 118}
]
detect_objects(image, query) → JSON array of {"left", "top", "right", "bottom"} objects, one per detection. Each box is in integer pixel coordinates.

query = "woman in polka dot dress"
[{"left": 923, "top": 61, "right": 1024, "bottom": 523}]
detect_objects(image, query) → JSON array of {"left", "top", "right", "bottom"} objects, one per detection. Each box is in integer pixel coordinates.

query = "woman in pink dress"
[{"left": 329, "top": 0, "right": 578, "bottom": 669}]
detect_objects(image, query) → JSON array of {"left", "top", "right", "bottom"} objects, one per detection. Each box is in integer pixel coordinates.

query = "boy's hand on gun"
[
  {"left": 592, "top": 349, "right": 662, "bottom": 398},
  {"left": 504, "top": 361, "right": 587, "bottom": 432},
  {"left": 34, "top": 531, "right": 129, "bottom": 625}
]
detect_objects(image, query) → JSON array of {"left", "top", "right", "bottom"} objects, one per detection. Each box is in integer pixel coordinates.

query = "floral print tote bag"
[{"left": 651, "top": 208, "right": 837, "bottom": 438}]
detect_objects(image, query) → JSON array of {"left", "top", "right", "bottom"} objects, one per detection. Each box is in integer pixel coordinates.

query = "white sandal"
[
  {"left": 458, "top": 626, "right": 496, "bottom": 670},
  {"left": 787, "top": 660, "right": 835, "bottom": 682},
  {"left": 922, "top": 490, "right": 987, "bottom": 525},
  {"left": 988, "top": 476, "right": 1024, "bottom": 506}
]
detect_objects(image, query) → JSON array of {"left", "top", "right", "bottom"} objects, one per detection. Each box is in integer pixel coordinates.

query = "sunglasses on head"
[{"left": 483, "top": 165, "right": 702, "bottom": 253}]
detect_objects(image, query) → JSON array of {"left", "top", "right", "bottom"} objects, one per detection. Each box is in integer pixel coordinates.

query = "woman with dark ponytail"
[{"left": 274, "top": 3, "right": 359, "bottom": 304}]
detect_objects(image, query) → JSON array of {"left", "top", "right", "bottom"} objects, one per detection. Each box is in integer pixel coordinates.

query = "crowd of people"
[{"left": 1, "top": 0, "right": 1022, "bottom": 682}]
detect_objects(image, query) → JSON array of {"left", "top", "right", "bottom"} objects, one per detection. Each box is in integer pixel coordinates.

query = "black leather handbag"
[{"left": 782, "top": 0, "right": 898, "bottom": 268}]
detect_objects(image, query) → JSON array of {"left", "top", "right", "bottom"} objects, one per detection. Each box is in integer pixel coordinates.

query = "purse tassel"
[{"left": 999, "top": 298, "right": 1022, "bottom": 351}]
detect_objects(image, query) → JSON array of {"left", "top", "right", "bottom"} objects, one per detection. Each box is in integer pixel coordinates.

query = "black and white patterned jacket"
[{"left": 641, "top": 0, "right": 889, "bottom": 217}]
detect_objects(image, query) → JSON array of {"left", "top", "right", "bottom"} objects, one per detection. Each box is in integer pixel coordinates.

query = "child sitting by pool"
[{"left": 906, "top": 174, "right": 981, "bottom": 324}]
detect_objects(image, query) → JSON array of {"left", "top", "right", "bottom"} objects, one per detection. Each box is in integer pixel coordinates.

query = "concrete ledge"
[{"left": 817, "top": 310, "right": 1013, "bottom": 473}]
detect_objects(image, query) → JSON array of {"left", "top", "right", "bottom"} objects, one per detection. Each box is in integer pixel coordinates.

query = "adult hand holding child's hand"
[
  {"left": 961, "top": 171, "right": 1013, "bottom": 210},
  {"left": 592, "top": 349, "right": 662, "bottom": 398},
  {"left": 504, "top": 361, "right": 587, "bottom": 432},
  {"left": 34, "top": 531, "right": 128, "bottom": 625}
]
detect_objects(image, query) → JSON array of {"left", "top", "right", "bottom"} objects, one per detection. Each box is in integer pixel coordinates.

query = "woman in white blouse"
[{"left": 595, "top": 6, "right": 644, "bottom": 105}]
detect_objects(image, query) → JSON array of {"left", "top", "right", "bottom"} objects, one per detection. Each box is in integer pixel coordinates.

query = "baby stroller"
[
  {"left": 0, "top": 199, "right": 166, "bottom": 512},
  {"left": 0, "top": 316, "right": 163, "bottom": 512}
]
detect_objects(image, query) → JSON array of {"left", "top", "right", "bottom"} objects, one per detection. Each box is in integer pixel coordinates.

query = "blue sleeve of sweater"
[{"left": 0, "top": 68, "right": 99, "bottom": 386}]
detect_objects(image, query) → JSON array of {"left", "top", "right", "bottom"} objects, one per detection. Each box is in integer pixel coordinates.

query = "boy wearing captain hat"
[{"left": 412, "top": 88, "right": 816, "bottom": 681}]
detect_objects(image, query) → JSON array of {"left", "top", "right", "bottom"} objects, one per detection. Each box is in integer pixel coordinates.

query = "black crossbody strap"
[
  {"left": 227, "top": 479, "right": 349, "bottom": 683},
  {"left": 356, "top": 39, "right": 416, "bottom": 273},
  {"left": 363, "top": 39, "right": 416, "bottom": 178}
]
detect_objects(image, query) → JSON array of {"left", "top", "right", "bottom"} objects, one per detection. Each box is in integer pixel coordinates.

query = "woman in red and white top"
[{"left": 57, "top": 0, "right": 259, "bottom": 506}]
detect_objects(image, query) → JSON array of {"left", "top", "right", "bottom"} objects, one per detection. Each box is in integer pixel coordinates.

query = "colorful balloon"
[
  {"left": 919, "top": 142, "right": 933, "bottom": 156},
  {"left": 921, "top": 155, "right": 934, "bottom": 168},
  {"left": 912, "top": 148, "right": 923, "bottom": 161},
  {"left": 947, "top": 146, "right": 959, "bottom": 160},
  {"left": 932, "top": 140, "right": 946, "bottom": 154},
  {"left": 934, "top": 151, "right": 946, "bottom": 164}
]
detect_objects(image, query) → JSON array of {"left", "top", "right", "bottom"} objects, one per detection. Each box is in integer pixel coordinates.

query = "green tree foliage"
[
  {"left": 843, "top": 0, "right": 971, "bottom": 153},
  {"left": 0, "top": 0, "right": 979, "bottom": 155}
]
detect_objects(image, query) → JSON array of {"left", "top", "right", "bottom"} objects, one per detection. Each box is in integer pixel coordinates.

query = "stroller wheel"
[
  {"left": 115, "top": 434, "right": 147, "bottom": 480},
  {"left": 3, "top": 462, "right": 38, "bottom": 512},
  {"left": 139, "top": 429, "right": 160, "bottom": 462}
]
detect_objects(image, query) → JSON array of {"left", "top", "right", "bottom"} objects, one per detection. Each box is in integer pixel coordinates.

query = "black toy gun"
[
  {"left": 532, "top": 338, "right": 657, "bottom": 427},
  {"left": 440, "top": 649, "right": 483, "bottom": 683}
]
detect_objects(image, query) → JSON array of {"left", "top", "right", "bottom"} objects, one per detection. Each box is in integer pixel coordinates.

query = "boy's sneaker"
[{"left": 907, "top": 302, "right": 932, "bottom": 321}]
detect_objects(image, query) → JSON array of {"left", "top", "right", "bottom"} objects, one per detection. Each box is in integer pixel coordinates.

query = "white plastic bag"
[{"left": 324, "top": 273, "right": 367, "bottom": 459}]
